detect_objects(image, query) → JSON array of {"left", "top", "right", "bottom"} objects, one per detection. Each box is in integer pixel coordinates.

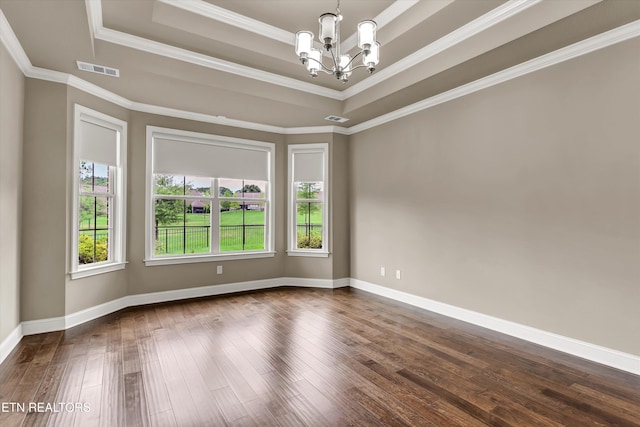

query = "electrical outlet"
[
  {"left": 217, "top": 265, "right": 223, "bottom": 275},
  {"left": 395, "top": 270, "right": 401, "bottom": 279},
  {"left": 380, "top": 266, "right": 386, "bottom": 276}
]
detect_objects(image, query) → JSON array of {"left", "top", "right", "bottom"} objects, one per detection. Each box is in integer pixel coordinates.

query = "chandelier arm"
[
  {"left": 350, "top": 64, "right": 372, "bottom": 72},
  {"left": 307, "top": 56, "right": 334, "bottom": 73},
  {"left": 344, "top": 50, "right": 364, "bottom": 68}
]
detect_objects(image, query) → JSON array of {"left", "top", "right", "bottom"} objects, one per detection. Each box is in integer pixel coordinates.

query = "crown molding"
[
  {"left": 347, "top": 19, "right": 640, "bottom": 135},
  {"left": 340, "top": 0, "right": 420, "bottom": 53},
  {"left": 3, "top": 6, "right": 638, "bottom": 137},
  {"left": 93, "top": 27, "right": 344, "bottom": 101},
  {"left": 283, "top": 125, "right": 350, "bottom": 136},
  {"left": 84, "top": 0, "right": 344, "bottom": 100},
  {"left": 157, "top": 0, "right": 293, "bottom": 46},
  {"left": 0, "top": 8, "right": 31, "bottom": 74},
  {"left": 132, "top": 102, "right": 288, "bottom": 134},
  {"left": 156, "top": 0, "right": 419, "bottom": 55},
  {"left": 342, "top": 0, "right": 543, "bottom": 99}
]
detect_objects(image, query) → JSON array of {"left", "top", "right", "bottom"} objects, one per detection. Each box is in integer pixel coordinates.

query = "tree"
[
  {"left": 80, "top": 161, "right": 92, "bottom": 190},
  {"left": 154, "top": 175, "right": 185, "bottom": 236},
  {"left": 296, "top": 182, "right": 321, "bottom": 237},
  {"left": 297, "top": 182, "right": 319, "bottom": 200},
  {"left": 79, "top": 161, "right": 108, "bottom": 228},
  {"left": 79, "top": 196, "right": 107, "bottom": 228},
  {"left": 241, "top": 184, "right": 262, "bottom": 193},
  {"left": 220, "top": 188, "right": 240, "bottom": 211}
]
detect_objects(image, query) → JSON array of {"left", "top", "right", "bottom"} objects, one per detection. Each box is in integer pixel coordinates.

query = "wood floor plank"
[
  {"left": 141, "top": 359, "right": 172, "bottom": 417},
  {"left": 22, "top": 363, "right": 66, "bottom": 427},
  {"left": 99, "top": 350, "right": 124, "bottom": 427},
  {"left": 0, "top": 287, "right": 638, "bottom": 426},
  {"left": 124, "top": 371, "right": 149, "bottom": 427},
  {"left": 73, "top": 384, "right": 101, "bottom": 427},
  {"left": 148, "top": 409, "right": 177, "bottom": 427}
]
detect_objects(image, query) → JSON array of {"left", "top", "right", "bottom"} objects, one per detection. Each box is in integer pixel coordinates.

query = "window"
[
  {"left": 71, "top": 105, "right": 127, "bottom": 279},
  {"left": 146, "top": 127, "right": 274, "bottom": 265},
  {"left": 288, "top": 144, "right": 329, "bottom": 256}
]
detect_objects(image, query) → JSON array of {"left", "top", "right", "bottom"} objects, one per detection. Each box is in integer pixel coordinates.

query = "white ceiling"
[{"left": 1, "top": 0, "right": 638, "bottom": 129}]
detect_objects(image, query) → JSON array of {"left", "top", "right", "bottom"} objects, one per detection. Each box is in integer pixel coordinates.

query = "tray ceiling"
[{"left": 1, "top": 0, "right": 638, "bottom": 129}]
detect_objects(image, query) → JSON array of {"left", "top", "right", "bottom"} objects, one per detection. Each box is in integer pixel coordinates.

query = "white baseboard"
[
  {"left": 5, "top": 277, "right": 638, "bottom": 376},
  {"left": 0, "top": 324, "right": 23, "bottom": 365},
  {"left": 4, "top": 277, "right": 349, "bottom": 363},
  {"left": 287, "top": 277, "right": 350, "bottom": 289},
  {"left": 21, "top": 316, "right": 66, "bottom": 336},
  {"left": 350, "top": 279, "right": 640, "bottom": 376}
]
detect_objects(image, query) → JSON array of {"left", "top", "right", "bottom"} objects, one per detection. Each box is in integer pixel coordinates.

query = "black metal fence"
[
  {"left": 155, "top": 225, "right": 266, "bottom": 254},
  {"left": 156, "top": 225, "right": 211, "bottom": 254},
  {"left": 154, "top": 224, "right": 324, "bottom": 254},
  {"left": 220, "top": 224, "right": 264, "bottom": 252}
]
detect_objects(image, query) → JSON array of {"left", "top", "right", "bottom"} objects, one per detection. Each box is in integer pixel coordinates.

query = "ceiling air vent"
[
  {"left": 76, "top": 61, "right": 120, "bottom": 77},
  {"left": 324, "top": 115, "right": 349, "bottom": 123}
]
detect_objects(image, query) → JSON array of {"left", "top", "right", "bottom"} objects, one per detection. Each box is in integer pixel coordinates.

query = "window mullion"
[{"left": 212, "top": 178, "right": 220, "bottom": 254}]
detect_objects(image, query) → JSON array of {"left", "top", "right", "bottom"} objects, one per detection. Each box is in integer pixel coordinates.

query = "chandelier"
[{"left": 294, "top": 1, "right": 380, "bottom": 83}]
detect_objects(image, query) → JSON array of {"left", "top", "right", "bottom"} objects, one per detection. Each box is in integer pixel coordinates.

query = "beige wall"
[
  {"left": 0, "top": 44, "right": 24, "bottom": 342},
  {"left": 20, "top": 79, "right": 67, "bottom": 321},
  {"left": 331, "top": 133, "right": 350, "bottom": 280},
  {"left": 349, "top": 39, "right": 640, "bottom": 356}
]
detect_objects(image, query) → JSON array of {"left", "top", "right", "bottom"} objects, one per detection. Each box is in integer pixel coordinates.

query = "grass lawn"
[
  {"left": 79, "top": 216, "right": 108, "bottom": 231},
  {"left": 81, "top": 209, "right": 324, "bottom": 256}
]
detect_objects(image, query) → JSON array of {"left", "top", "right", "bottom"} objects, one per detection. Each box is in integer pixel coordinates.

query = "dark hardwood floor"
[{"left": 1, "top": 287, "right": 638, "bottom": 426}]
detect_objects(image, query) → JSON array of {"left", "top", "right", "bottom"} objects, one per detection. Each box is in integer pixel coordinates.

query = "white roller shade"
[
  {"left": 79, "top": 120, "right": 118, "bottom": 165},
  {"left": 153, "top": 138, "right": 269, "bottom": 181},
  {"left": 293, "top": 152, "right": 324, "bottom": 182}
]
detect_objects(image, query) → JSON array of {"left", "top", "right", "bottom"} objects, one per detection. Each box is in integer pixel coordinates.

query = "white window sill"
[
  {"left": 287, "top": 250, "right": 330, "bottom": 258},
  {"left": 70, "top": 261, "right": 127, "bottom": 280},
  {"left": 144, "top": 251, "right": 276, "bottom": 266}
]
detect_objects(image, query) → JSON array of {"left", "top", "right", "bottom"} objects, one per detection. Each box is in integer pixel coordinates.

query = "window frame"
[
  {"left": 70, "top": 105, "right": 127, "bottom": 279},
  {"left": 145, "top": 126, "right": 275, "bottom": 266},
  {"left": 287, "top": 143, "right": 330, "bottom": 257}
]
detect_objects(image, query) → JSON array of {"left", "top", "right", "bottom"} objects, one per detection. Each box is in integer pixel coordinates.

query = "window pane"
[
  {"left": 220, "top": 201, "right": 265, "bottom": 252},
  {"left": 80, "top": 161, "right": 110, "bottom": 193},
  {"left": 187, "top": 177, "right": 211, "bottom": 197},
  {"left": 219, "top": 178, "right": 266, "bottom": 199},
  {"left": 219, "top": 178, "right": 243, "bottom": 198},
  {"left": 78, "top": 195, "right": 110, "bottom": 264},
  {"left": 296, "top": 201, "right": 323, "bottom": 249},
  {"left": 296, "top": 182, "right": 323, "bottom": 200},
  {"left": 155, "top": 175, "right": 211, "bottom": 196},
  {"left": 241, "top": 180, "right": 266, "bottom": 198},
  {"left": 155, "top": 174, "right": 185, "bottom": 195},
  {"left": 154, "top": 199, "right": 211, "bottom": 256}
]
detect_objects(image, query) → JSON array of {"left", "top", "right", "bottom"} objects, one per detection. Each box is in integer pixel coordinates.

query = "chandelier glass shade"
[{"left": 295, "top": 3, "right": 379, "bottom": 83}]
